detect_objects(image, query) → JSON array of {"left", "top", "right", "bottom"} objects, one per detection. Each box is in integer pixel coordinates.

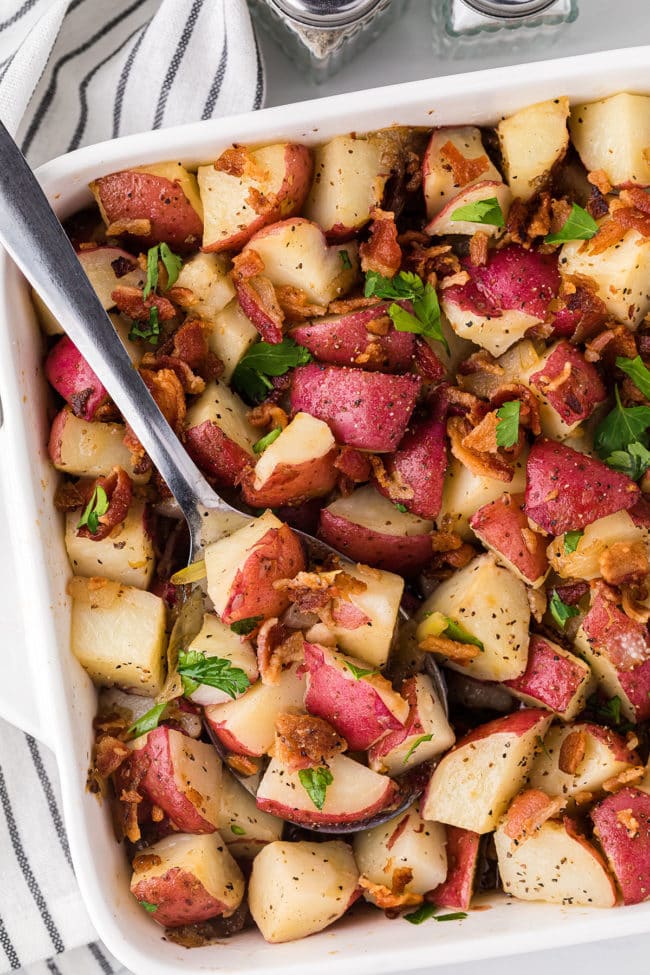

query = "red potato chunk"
[
  {"left": 374, "top": 409, "right": 447, "bottom": 520},
  {"left": 90, "top": 166, "right": 203, "bottom": 251},
  {"left": 574, "top": 589, "right": 650, "bottom": 722},
  {"left": 591, "top": 787, "right": 650, "bottom": 904},
  {"left": 290, "top": 364, "right": 421, "bottom": 452},
  {"left": 529, "top": 340, "right": 607, "bottom": 428},
  {"left": 428, "top": 826, "right": 481, "bottom": 911},
  {"left": 45, "top": 336, "right": 109, "bottom": 421},
  {"left": 524, "top": 439, "right": 640, "bottom": 534},
  {"left": 185, "top": 421, "right": 253, "bottom": 488},
  {"left": 503, "top": 634, "right": 593, "bottom": 720},
  {"left": 290, "top": 302, "right": 416, "bottom": 372},
  {"left": 470, "top": 491, "right": 549, "bottom": 587},
  {"left": 130, "top": 833, "right": 244, "bottom": 927}
]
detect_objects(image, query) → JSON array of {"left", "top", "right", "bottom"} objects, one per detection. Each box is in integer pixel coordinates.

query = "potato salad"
[{"left": 40, "top": 90, "right": 650, "bottom": 945}]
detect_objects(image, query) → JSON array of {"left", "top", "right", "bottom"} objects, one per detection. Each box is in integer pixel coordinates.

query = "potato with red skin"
[
  {"left": 48, "top": 408, "right": 150, "bottom": 483},
  {"left": 503, "top": 634, "right": 593, "bottom": 720},
  {"left": 591, "top": 787, "right": 650, "bottom": 904},
  {"left": 204, "top": 511, "right": 306, "bottom": 625},
  {"left": 90, "top": 165, "right": 203, "bottom": 251},
  {"left": 428, "top": 827, "right": 481, "bottom": 911},
  {"left": 422, "top": 709, "right": 552, "bottom": 833},
  {"left": 303, "top": 642, "right": 408, "bottom": 751},
  {"left": 240, "top": 413, "right": 338, "bottom": 508},
  {"left": 291, "top": 364, "right": 421, "bottom": 452},
  {"left": 130, "top": 833, "right": 244, "bottom": 927},
  {"left": 45, "top": 336, "right": 109, "bottom": 421},
  {"left": 318, "top": 484, "right": 434, "bottom": 575},
  {"left": 524, "top": 439, "right": 640, "bottom": 534},
  {"left": 422, "top": 126, "right": 502, "bottom": 220},
  {"left": 185, "top": 381, "right": 256, "bottom": 489},
  {"left": 374, "top": 408, "right": 447, "bottom": 520},
  {"left": 470, "top": 492, "right": 549, "bottom": 587},
  {"left": 529, "top": 341, "right": 607, "bottom": 438},
  {"left": 425, "top": 180, "right": 511, "bottom": 237},
  {"left": 256, "top": 753, "right": 397, "bottom": 827},
  {"left": 129, "top": 727, "right": 222, "bottom": 833},
  {"left": 529, "top": 722, "right": 639, "bottom": 799},
  {"left": 290, "top": 303, "right": 415, "bottom": 372},
  {"left": 198, "top": 143, "right": 313, "bottom": 253},
  {"left": 574, "top": 589, "right": 650, "bottom": 722}
]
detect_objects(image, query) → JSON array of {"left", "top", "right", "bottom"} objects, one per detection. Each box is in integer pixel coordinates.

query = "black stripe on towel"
[
  {"left": 0, "top": 764, "right": 64, "bottom": 953},
  {"left": 67, "top": 22, "right": 144, "bottom": 151},
  {"left": 89, "top": 941, "right": 115, "bottom": 974},
  {"left": 111, "top": 21, "right": 146, "bottom": 138},
  {"left": 202, "top": 29, "right": 228, "bottom": 119},
  {"left": 46, "top": 957, "right": 62, "bottom": 975},
  {"left": 153, "top": 0, "right": 204, "bottom": 129},
  {"left": 0, "top": 913, "right": 20, "bottom": 970},
  {"left": 26, "top": 736, "right": 72, "bottom": 869},
  {"left": 253, "top": 29, "right": 264, "bottom": 110},
  {"left": 0, "top": 0, "right": 39, "bottom": 32},
  {"left": 21, "top": 0, "right": 148, "bottom": 155}
]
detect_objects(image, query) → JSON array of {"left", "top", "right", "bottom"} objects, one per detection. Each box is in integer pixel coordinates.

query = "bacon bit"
[
  {"left": 214, "top": 146, "right": 269, "bottom": 183},
  {"left": 334, "top": 447, "right": 372, "bottom": 483},
  {"left": 355, "top": 340, "right": 395, "bottom": 369},
  {"left": 461, "top": 410, "right": 500, "bottom": 454},
  {"left": 616, "top": 807, "right": 640, "bottom": 838},
  {"left": 440, "top": 271, "right": 471, "bottom": 290},
  {"left": 489, "top": 383, "right": 541, "bottom": 436},
  {"left": 585, "top": 325, "right": 638, "bottom": 365},
  {"left": 448, "top": 415, "right": 515, "bottom": 483},
  {"left": 536, "top": 360, "right": 572, "bottom": 394},
  {"left": 170, "top": 318, "right": 209, "bottom": 371},
  {"left": 273, "top": 569, "right": 369, "bottom": 630},
  {"left": 440, "top": 141, "right": 489, "bottom": 187},
  {"left": 132, "top": 852, "right": 162, "bottom": 873},
  {"left": 458, "top": 348, "right": 504, "bottom": 378},
  {"left": 247, "top": 402, "right": 289, "bottom": 431},
  {"left": 256, "top": 618, "right": 304, "bottom": 685},
  {"left": 235, "top": 275, "right": 284, "bottom": 344},
  {"left": 139, "top": 367, "right": 186, "bottom": 436},
  {"left": 402, "top": 237, "right": 462, "bottom": 283},
  {"left": 504, "top": 789, "right": 567, "bottom": 847},
  {"left": 526, "top": 194, "right": 553, "bottom": 240},
  {"left": 626, "top": 732, "right": 640, "bottom": 753},
  {"left": 166, "top": 286, "right": 197, "bottom": 309},
  {"left": 271, "top": 712, "right": 346, "bottom": 770},
  {"left": 226, "top": 753, "right": 261, "bottom": 777},
  {"left": 77, "top": 466, "right": 133, "bottom": 542},
  {"left": 358, "top": 876, "right": 423, "bottom": 911},
  {"left": 551, "top": 273, "right": 608, "bottom": 343},
  {"left": 366, "top": 315, "right": 391, "bottom": 336},
  {"left": 603, "top": 766, "right": 646, "bottom": 793},
  {"left": 444, "top": 386, "right": 486, "bottom": 425},
  {"left": 445, "top": 543, "right": 477, "bottom": 569},
  {"left": 573, "top": 790, "right": 594, "bottom": 806},
  {"left": 620, "top": 186, "right": 650, "bottom": 215},
  {"left": 151, "top": 805, "right": 165, "bottom": 823},
  {"left": 274, "top": 285, "right": 328, "bottom": 322},
  {"left": 231, "top": 248, "right": 265, "bottom": 280},
  {"left": 139, "top": 352, "right": 206, "bottom": 395},
  {"left": 392, "top": 867, "right": 414, "bottom": 896},
  {"left": 621, "top": 586, "right": 650, "bottom": 624},
  {"left": 469, "top": 231, "right": 490, "bottom": 267},
  {"left": 327, "top": 295, "right": 377, "bottom": 315},
  {"left": 247, "top": 186, "right": 279, "bottom": 217},
  {"left": 588, "top": 170, "right": 613, "bottom": 196},
  {"left": 94, "top": 735, "right": 130, "bottom": 778},
  {"left": 558, "top": 730, "right": 587, "bottom": 775},
  {"left": 111, "top": 285, "right": 177, "bottom": 323},
  {"left": 53, "top": 480, "right": 86, "bottom": 512},
  {"left": 418, "top": 633, "right": 480, "bottom": 663},
  {"left": 386, "top": 814, "right": 410, "bottom": 852},
  {"left": 360, "top": 208, "right": 402, "bottom": 278},
  {"left": 93, "top": 711, "right": 129, "bottom": 737},
  {"left": 599, "top": 541, "right": 649, "bottom": 587},
  {"left": 430, "top": 530, "right": 463, "bottom": 553},
  {"left": 106, "top": 218, "right": 152, "bottom": 237},
  {"left": 369, "top": 455, "right": 414, "bottom": 501},
  {"left": 527, "top": 586, "right": 547, "bottom": 623}
]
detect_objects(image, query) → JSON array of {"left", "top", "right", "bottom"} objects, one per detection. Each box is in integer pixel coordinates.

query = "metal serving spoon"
[{"left": 0, "top": 121, "right": 446, "bottom": 831}]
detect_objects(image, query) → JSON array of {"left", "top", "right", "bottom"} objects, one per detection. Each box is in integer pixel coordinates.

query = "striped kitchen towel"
[{"left": 0, "top": 1, "right": 264, "bottom": 972}]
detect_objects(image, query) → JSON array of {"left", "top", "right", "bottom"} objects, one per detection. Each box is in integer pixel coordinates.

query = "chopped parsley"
[
  {"left": 77, "top": 484, "right": 109, "bottom": 534},
  {"left": 230, "top": 616, "right": 263, "bottom": 636},
  {"left": 544, "top": 203, "right": 599, "bottom": 244},
  {"left": 232, "top": 338, "right": 312, "bottom": 402},
  {"left": 549, "top": 590, "right": 580, "bottom": 629},
  {"left": 451, "top": 196, "right": 504, "bottom": 227},
  {"left": 298, "top": 766, "right": 333, "bottom": 811},
  {"left": 495, "top": 400, "right": 520, "bottom": 449},
  {"left": 177, "top": 649, "right": 250, "bottom": 699},
  {"left": 253, "top": 428, "right": 282, "bottom": 454},
  {"left": 403, "top": 734, "right": 434, "bottom": 764},
  {"left": 364, "top": 270, "right": 449, "bottom": 354},
  {"left": 127, "top": 701, "right": 167, "bottom": 739},
  {"left": 343, "top": 661, "right": 379, "bottom": 680},
  {"left": 563, "top": 530, "right": 584, "bottom": 555}
]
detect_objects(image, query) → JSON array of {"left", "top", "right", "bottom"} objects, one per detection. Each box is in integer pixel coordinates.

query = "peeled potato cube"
[
  {"left": 64, "top": 500, "right": 154, "bottom": 590},
  {"left": 497, "top": 97, "right": 569, "bottom": 201}
]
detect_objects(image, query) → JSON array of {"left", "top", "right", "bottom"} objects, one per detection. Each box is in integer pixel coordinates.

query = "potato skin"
[
  {"left": 240, "top": 449, "right": 339, "bottom": 508},
  {"left": 185, "top": 420, "right": 252, "bottom": 488},
  {"left": 91, "top": 171, "right": 202, "bottom": 250},
  {"left": 318, "top": 508, "right": 433, "bottom": 574},
  {"left": 132, "top": 866, "right": 224, "bottom": 928}
]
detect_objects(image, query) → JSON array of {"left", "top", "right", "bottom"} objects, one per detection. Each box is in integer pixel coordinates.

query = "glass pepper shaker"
[
  {"left": 431, "top": 0, "right": 579, "bottom": 58},
  {"left": 248, "top": 0, "right": 407, "bottom": 84}
]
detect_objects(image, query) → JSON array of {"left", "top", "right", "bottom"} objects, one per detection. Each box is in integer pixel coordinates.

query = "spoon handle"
[{"left": 0, "top": 120, "right": 226, "bottom": 521}]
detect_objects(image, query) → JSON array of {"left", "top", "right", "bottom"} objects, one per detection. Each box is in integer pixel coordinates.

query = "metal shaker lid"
[
  {"left": 270, "top": 0, "right": 383, "bottom": 28},
  {"left": 461, "top": 0, "right": 558, "bottom": 18}
]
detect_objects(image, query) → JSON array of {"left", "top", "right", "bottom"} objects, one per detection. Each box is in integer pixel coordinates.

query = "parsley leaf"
[
  {"left": 442, "top": 617, "right": 484, "bottom": 650},
  {"left": 588, "top": 693, "right": 624, "bottom": 727},
  {"left": 77, "top": 485, "right": 109, "bottom": 534},
  {"left": 536, "top": 734, "right": 551, "bottom": 760},
  {"left": 404, "top": 903, "right": 437, "bottom": 925},
  {"left": 606, "top": 442, "right": 650, "bottom": 480},
  {"left": 436, "top": 912, "right": 469, "bottom": 922},
  {"left": 230, "top": 616, "right": 263, "bottom": 636},
  {"left": 128, "top": 306, "right": 160, "bottom": 345},
  {"left": 564, "top": 529, "right": 584, "bottom": 554},
  {"left": 395, "top": 503, "right": 408, "bottom": 513},
  {"left": 253, "top": 427, "right": 282, "bottom": 454},
  {"left": 127, "top": 701, "right": 167, "bottom": 739},
  {"left": 594, "top": 386, "right": 650, "bottom": 457},
  {"left": 544, "top": 203, "right": 599, "bottom": 244},
  {"left": 298, "top": 766, "right": 333, "bottom": 811},
  {"left": 137, "top": 899, "right": 158, "bottom": 914},
  {"left": 403, "top": 733, "right": 433, "bottom": 764},
  {"left": 159, "top": 243, "right": 183, "bottom": 289},
  {"left": 339, "top": 249, "right": 352, "bottom": 269},
  {"left": 232, "top": 338, "right": 312, "bottom": 402},
  {"left": 495, "top": 400, "right": 520, "bottom": 448},
  {"left": 364, "top": 270, "right": 449, "bottom": 354},
  {"left": 344, "top": 661, "right": 379, "bottom": 680},
  {"left": 451, "top": 196, "right": 504, "bottom": 227},
  {"left": 230, "top": 824, "right": 246, "bottom": 836},
  {"left": 143, "top": 245, "right": 159, "bottom": 299},
  {"left": 177, "top": 649, "right": 251, "bottom": 699},
  {"left": 549, "top": 589, "right": 580, "bottom": 629},
  {"left": 616, "top": 355, "right": 650, "bottom": 399}
]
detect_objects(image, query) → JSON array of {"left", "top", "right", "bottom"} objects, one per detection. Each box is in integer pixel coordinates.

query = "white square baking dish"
[{"left": 2, "top": 43, "right": 650, "bottom": 975}]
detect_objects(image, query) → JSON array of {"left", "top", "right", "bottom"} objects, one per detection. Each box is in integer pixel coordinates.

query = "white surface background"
[{"left": 2, "top": 0, "right": 650, "bottom": 971}]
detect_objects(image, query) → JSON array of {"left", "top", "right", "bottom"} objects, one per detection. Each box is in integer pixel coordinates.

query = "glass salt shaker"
[
  {"left": 431, "top": 0, "right": 579, "bottom": 58},
  {"left": 248, "top": 0, "right": 407, "bottom": 83}
]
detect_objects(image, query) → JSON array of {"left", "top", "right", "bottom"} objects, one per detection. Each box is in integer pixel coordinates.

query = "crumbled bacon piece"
[
  {"left": 256, "top": 618, "right": 304, "bottom": 685},
  {"left": 139, "top": 353, "right": 206, "bottom": 394},
  {"left": 358, "top": 876, "right": 422, "bottom": 911},
  {"left": 139, "top": 367, "right": 186, "bottom": 436},
  {"left": 234, "top": 274, "right": 284, "bottom": 344},
  {"left": 418, "top": 633, "right": 480, "bottom": 663},
  {"left": 170, "top": 318, "right": 209, "bottom": 371},
  {"left": 489, "top": 383, "right": 541, "bottom": 436},
  {"left": 334, "top": 447, "right": 372, "bottom": 483},
  {"left": 246, "top": 186, "right": 279, "bottom": 217},
  {"left": 231, "top": 248, "right": 265, "bottom": 280},
  {"left": 369, "top": 455, "right": 414, "bottom": 502},
  {"left": 213, "top": 146, "right": 251, "bottom": 177},
  {"left": 366, "top": 315, "right": 391, "bottom": 337},
  {"left": 458, "top": 348, "right": 504, "bottom": 378},
  {"left": 620, "top": 186, "right": 650, "bottom": 215},
  {"left": 76, "top": 466, "right": 133, "bottom": 542},
  {"left": 599, "top": 541, "right": 649, "bottom": 587},
  {"left": 439, "top": 140, "right": 489, "bottom": 186},
  {"left": 444, "top": 386, "right": 486, "bottom": 425},
  {"left": 247, "top": 402, "right": 289, "bottom": 431},
  {"left": 132, "top": 852, "right": 162, "bottom": 873},
  {"left": 327, "top": 295, "right": 377, "bottom": 315},
  {"left": 274, "top": 569, "right": 369, "bottom": 630},
  {"left": 430, "top": 530, "right": 463, "bottom": 554},
  {"left": 111, "top": 286, "right": 176, "bottom": 322},
  {"left": 359, "top": 208, "right": 402, "bottom": 278},
  {"left": 603, "top": 766, "right": 645, "bottom": 793},
  {"left": 588, "top": 170, "right": 612, "bottom": 196},
  {"left": 274, "top": 285, "right": 327, "bottom": 322},
  {"left": 503, "top": 789, "right": 567, "bottom": 846},
  {"left": 448, "top": 415, "right": 515, "bottom": 483},
  {"left": 94, "top": 735, "right": 130, "bottom": 778},
  {"left": 226, "top": 753, "right": 261, "bottom": 777},
  {"left": 617, "top": 808, "right": 640, "bottom": 838},
  {"left": 585, "top": 324, "right": 638, "bottom": 365},
  {"left": 271, "top": 713, "right": 346, "bottom": 770},
  {"left": 469, "top": 230, "right": 490, "bottom": 267},
  {"left": 558, "top": 730, "right": 586, "bottom": 775},
  {"left": 106, "top": 218, "right": 152, "bottom": 237}
]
